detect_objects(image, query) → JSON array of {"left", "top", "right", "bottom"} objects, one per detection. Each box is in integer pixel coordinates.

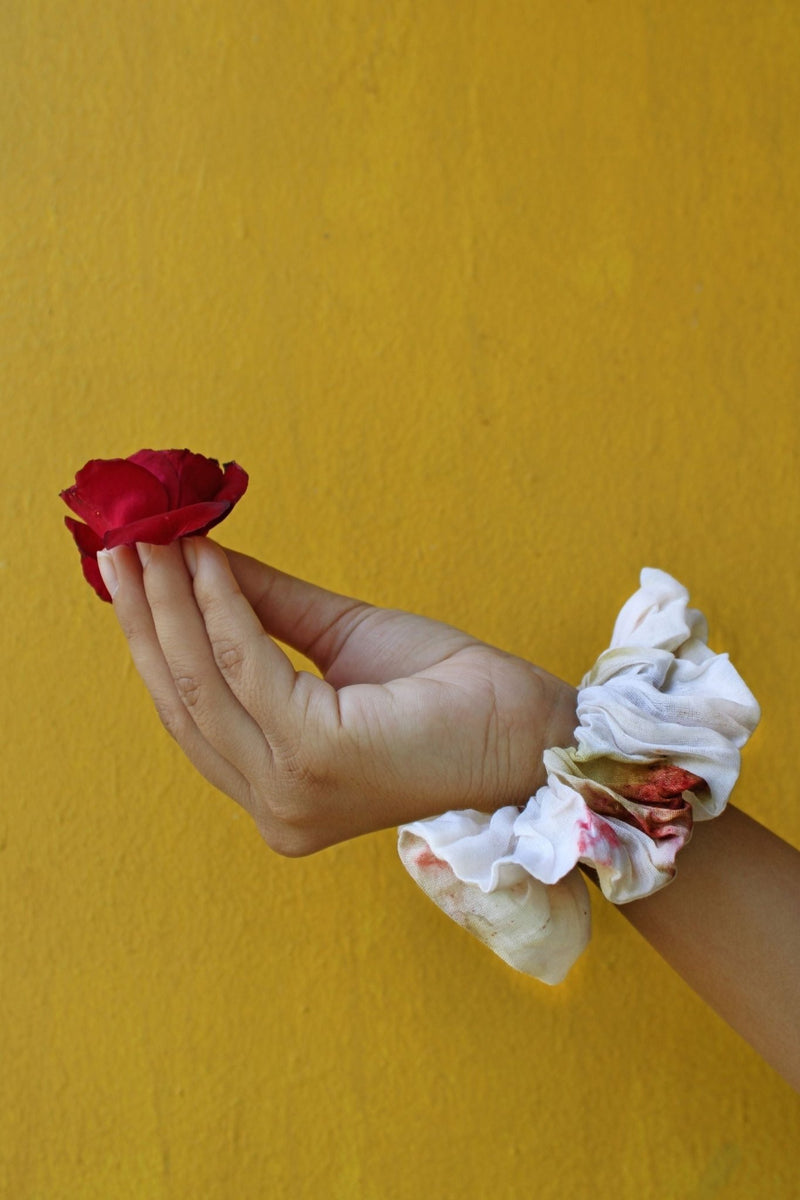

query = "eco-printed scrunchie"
[{"left": 398, "top": 570, "right": 761, "bottom": 985}]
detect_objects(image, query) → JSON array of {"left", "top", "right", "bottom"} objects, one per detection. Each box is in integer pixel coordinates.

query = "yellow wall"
[{"left": 3, "top": 1, "right": 799, "bottom": 1195}]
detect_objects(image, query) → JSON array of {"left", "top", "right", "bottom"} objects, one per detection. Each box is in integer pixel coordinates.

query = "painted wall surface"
[{"left": 3, "top": 1, "right": 799, "bottom": 1196}]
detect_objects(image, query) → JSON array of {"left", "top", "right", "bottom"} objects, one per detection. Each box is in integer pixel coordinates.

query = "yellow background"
[{"left": 3, "top": 1, "right": 799, "bottom": 1196}]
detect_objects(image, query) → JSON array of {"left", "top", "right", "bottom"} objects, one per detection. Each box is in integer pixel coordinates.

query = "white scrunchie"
[{"left": 398, "top": 569, "right": 760, "bottom": 985}]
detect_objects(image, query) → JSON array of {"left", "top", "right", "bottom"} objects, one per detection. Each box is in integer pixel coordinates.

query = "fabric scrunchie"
[{"left": 397, "top": 569, "right": 760, "bottom": 985}]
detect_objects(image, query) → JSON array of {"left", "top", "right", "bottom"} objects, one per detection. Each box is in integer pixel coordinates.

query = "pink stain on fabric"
[
  {"left": 576, "top": 815, "right": 620, "bottom": 866},
  {"left": 415, "top": 848, "right": 450, "bottom": 871}
]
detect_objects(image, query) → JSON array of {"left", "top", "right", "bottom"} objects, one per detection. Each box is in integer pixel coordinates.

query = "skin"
[
  {"left": 620, "top": 807, "right": 800, "bottom": 1093},
  {"left": 97, "top": 538, "right": 800, "bottom": 1092}
]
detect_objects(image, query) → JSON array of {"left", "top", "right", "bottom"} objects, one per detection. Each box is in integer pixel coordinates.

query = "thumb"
[
  {"left": 218, "top": 543, "right": 482, "bottom": 686},
  {"left": 218, "top": 544, "right": 371, "bottom": 676}
]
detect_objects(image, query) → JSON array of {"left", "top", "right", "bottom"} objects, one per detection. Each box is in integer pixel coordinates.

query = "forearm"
[{"left": 618, "top": 805, "right": 800, "bottom": 1091}]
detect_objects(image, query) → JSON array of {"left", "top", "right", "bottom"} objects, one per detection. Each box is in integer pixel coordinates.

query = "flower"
[{"left": 61, "top": 449, "right": 248, "bottom": 601}]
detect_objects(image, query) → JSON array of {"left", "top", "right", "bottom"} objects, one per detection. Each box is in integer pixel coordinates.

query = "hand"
[{"left": 98, "top": 539, "right": 578, "bottom": 856}]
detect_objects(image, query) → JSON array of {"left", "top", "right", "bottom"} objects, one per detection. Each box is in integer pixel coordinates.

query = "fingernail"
[
  {"left": 136, "top": 543, "right": 152, "bottom": 567},
  {"left": 97, "top": 550, "right": 119, "bottom": 599},
  {"left": 182, "top": 539, "right": 198, "bottom": 577}
]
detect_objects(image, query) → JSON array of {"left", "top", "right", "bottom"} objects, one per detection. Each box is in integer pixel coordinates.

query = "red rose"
[{"left": 61, "top": 449, "right": 248, "bottom": 601}]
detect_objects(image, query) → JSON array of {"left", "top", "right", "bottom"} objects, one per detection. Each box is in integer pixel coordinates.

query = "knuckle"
[
  {"left": 213, "top": 638, "right": 246, "bottom": 676},
  {"left": 173, "top": 673, "right": 203, "bottom": 710}
]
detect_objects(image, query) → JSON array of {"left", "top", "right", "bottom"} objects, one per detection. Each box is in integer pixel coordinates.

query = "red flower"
[{"left": 61, "top": 449, "right": 248, "bottom": 601}]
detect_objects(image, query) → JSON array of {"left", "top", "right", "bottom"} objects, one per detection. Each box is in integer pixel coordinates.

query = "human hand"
[{"left": 97, "top": 539, "right": 577, "bottom": 856}]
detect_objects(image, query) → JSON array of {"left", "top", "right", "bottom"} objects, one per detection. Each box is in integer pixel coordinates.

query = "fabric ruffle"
[{"left": 398, "top": 569, "right": 760, "bottom": 985}]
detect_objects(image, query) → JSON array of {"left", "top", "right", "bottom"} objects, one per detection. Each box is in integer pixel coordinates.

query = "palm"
[{"left": 332, "top": 612, "right": 562, "bottom": 803}]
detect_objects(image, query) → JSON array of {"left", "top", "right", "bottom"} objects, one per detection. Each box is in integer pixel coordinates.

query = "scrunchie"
[{"left": 398, "top": 570, "right": 760, "bottom": 985}]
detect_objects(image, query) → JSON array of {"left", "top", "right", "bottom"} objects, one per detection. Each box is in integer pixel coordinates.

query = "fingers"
[
  {"left": 101, "top": 539, "right": 341, "bottom": 853},
  {"left": 99, "top": 544, "right": 250, "bottom": 806},
  {"left": 136, "top": 541, "right": 276, "bottom": 780},
  {"left": 104, "top": 537, "right": 338, "bottom": 755}
]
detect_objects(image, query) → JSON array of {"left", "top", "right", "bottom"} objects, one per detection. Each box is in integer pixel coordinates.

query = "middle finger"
[{"left": 138, "top": 540, "right": 270, "bottom": 782}]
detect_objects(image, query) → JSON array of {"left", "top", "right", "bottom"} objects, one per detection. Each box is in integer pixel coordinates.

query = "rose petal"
[
  {"left": 175, "top": 452, "right": 227, "bottom": 506},
  {"left": 103, "top": 500, "right": 232, "bottom": 548},
  {"left": 127, "top": 449, "right": 184, "bottom": 505},
  {"left": 128, "top": 449, "right": 229, "bottom": 507},
  {"left": 64, "top": 515, "right": 104, "bottom": 557},
  {"left": 64, "top": 517, "right": 111, "bottom": 602},
  {"left": 214, "top": 461, "right": 249, "bottom": 505},
  {"left": 61, "top": 459, "right": 169, "bottom": 536},
  {"left": 81, "top": 554, "right": 112, "bottom": 602}
]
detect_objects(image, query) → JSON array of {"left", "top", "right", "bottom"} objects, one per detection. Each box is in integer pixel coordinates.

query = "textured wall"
[{"left": 3, "top": 1, "right": 799, "bottom": 1196}]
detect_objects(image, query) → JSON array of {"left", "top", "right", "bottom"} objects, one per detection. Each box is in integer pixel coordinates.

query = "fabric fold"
[{"left": 398, "top": 568, "right": 760, "bottom": 984}]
